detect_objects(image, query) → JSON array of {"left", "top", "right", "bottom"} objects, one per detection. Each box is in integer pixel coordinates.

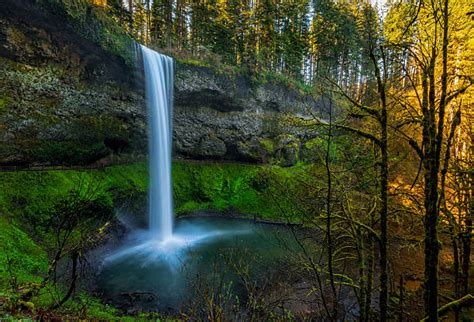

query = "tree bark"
[
  {"left": 325, "top": 97, "right": 337, "bottom": 320},
  {"left": 369, "top": 46, "right": 389, "bottom": 322},
  {"left": 423, "top": 0, "right": 449, "bottom": 319},
  {"left": 51, "top": 251, "right": 79, "bottom": 310},
  {"left": 421, "top": 294, "right": 474, "bottom": 321}
]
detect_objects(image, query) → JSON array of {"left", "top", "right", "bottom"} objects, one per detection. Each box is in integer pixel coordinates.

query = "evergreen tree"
[
  {"left": 132, "top": 0, "right": 147, "bottom": 42},
  {"left": 150, "top": 0, "right": 173, "bottom": 48}
]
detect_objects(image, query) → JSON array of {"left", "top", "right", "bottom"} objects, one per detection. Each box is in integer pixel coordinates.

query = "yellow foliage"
[{"left": 90, "top": 0, "right": 106, "bottom": 7}]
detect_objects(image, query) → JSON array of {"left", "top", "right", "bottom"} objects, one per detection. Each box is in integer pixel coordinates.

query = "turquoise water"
[{"left": 98, "top": 217, "right": 298, "bottom": 312}]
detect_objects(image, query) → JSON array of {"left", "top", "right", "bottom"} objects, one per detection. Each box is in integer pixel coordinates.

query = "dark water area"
[{"left": 96, "top": 217, "right": 299, "bottom": 313}]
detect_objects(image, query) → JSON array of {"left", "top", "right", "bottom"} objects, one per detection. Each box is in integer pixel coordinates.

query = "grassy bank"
[{"left": 0, "top": 161, "right": 311, "bottom": 224}]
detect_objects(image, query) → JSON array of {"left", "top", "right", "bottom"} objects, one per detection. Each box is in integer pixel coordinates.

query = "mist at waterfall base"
[
  {"left": 99, "top": 218, "right": 296, "bottom": 311},
  {"left": 97, "top": 46, "right": 296, "bottom": 312}
]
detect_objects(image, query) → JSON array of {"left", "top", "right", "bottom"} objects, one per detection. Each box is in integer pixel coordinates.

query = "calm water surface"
[{"left": 98, "top": 217, "right": 298, "bottom": 311}]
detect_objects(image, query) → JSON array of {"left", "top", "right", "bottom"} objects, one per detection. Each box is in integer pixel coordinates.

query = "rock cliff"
[{"left": 0, "top": 0, "right": 327, "bottom": 166}]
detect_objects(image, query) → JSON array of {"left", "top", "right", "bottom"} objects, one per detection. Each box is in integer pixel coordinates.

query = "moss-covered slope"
[{"left": 0, "top": 161, "right": 310, "bottom": 225}]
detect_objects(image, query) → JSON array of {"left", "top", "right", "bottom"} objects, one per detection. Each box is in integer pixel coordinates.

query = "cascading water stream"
[
  {"left": 101, "top": 47, "right": 283, "bottom": 310},
  {"left": 99, "top": 45, "right": 295, "bottom": 314},
  {"left": 141, "top": 45, "right": 174, "bottom": 241},
  {"left": 104, "top": 45, "right": 249, "bottom": 260}
]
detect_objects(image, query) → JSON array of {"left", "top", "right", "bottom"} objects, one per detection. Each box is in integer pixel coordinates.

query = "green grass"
[{"left": 0, "top": 217, "right": 48, "bottom": 291}]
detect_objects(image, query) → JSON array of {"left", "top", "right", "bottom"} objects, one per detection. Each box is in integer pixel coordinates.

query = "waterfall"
[{"left": 141, "top": 45, "right": 174, "bottom": 241}]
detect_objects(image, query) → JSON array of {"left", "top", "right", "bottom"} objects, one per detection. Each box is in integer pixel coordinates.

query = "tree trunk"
[
  {"left": 128, "top": 0, "right": 133, "bottom": 32},
  {"left": 51, "top": 252, "right": 79, "bottom": 310},
  {"left": 423, "top": 0, "right": 449, "bottom": 319},
  {"left": 379, "top": 99, "right": 388, "bottom": 322},
  {"left": 461, "top": 216, "right": 472, "bottom": 295},
  {"left": 422, "top": 76, "right": 440, "bottom": 322},
  {"left": 325, "top": 97, "right": 337, "bottom": 320},
  {"left": 369, "top": 46, "right": 389, "bottom": 322}
]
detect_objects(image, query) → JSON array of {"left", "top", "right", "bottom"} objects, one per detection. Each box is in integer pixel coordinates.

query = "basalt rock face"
[
  {"left": 173, "top": 64, "right": 328, "bottom": 164},
  {"left": 0, "top": 0, "right": 146, "bottom": 165},
  {"left": 0, "top": 0, "right": 327, "bottom": 166}
]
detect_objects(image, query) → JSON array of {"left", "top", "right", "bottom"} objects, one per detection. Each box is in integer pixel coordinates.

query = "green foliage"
[
  {"left": 0, "top": 173, "right": 118, "bottom": 318},
  {"left": 0, "top": 172, "right": 71, "bottom": 230},
  {"left": 56, "top": 293, "right": 119, "bottom": 319},
  {"left": 304, "top": 137, "right": 339, "bottom": 161},
  {"left": 173, "top": 162, "right": 262, "bottom": 215},
  {"left": 257, "top": 70, "right": 313, "bottom": 95}
]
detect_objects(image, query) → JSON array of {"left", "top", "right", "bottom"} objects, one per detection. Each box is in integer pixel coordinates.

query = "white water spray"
[{"left": 141, "top": 45, "right": 174, "bottom": 241}]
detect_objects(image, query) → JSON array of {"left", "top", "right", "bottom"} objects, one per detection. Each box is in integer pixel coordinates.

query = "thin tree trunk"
[
  {"left": 421, "top": 37, "right": 439, "bottom": 320},
  {"left": 379, "top": 91, "right": 388, "bottom": 322},
  {"left": 399, "top": 275, "right": 404, "bottom": 322},
  {"left": 357, "top": 227, "right": 367, "bottom": 322},
  {"left": 422, "top": 82, "right": 440, "bottom": 322},
  {"left": 461, "top": 211, "right": 472, "bottom": 295},
  {"left": 325, "top": 97, "right": 337, "bottom": 320},
  {"left": 128, "top": 0, "right": 133, "bottom": 32},
  {"left": 439, "top": 113, "right": 461, "bottom": 320},
  {"left": 51, "top": 252, "right": 79, "bottom": 310},
  {"left": 369, "top": 46, "right": 389, "bottom": 322},
  {"left": 365, "top": 229, "right": 375, "bottom": 321}
]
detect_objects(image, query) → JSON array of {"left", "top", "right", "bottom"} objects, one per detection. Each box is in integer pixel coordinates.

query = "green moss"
[
  {"left": 0, "top": 161, "right": 306, "bottom": 253},
  {"left": 258, "top": 70, "right": 313, "bottom": 95},
  {"left": 304, "top": 137, "right": 340, "bottom": 161},
  {"left": 172, "top": 161, "right": 313, "bottom": 220},
  {"left": 0, "top": 161, "right": 309, "bottom": 230},
  {"left": 0, "top": 96, "right": 12, "bottom": 115},
  {"left": 173, "top": 162, "right": 262, "bottom": 216},
  {"left": 0, "top": 217, "right": 48, "bottom": 291},
  {"left": 258, "top": 138, "right": 274, "bottom": 154},
  {"left": 176, "top": 57, "right": 209, "bottom": 68},
  {"left": 174, "top": 53, "right": 244, "bottom": 78}
]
